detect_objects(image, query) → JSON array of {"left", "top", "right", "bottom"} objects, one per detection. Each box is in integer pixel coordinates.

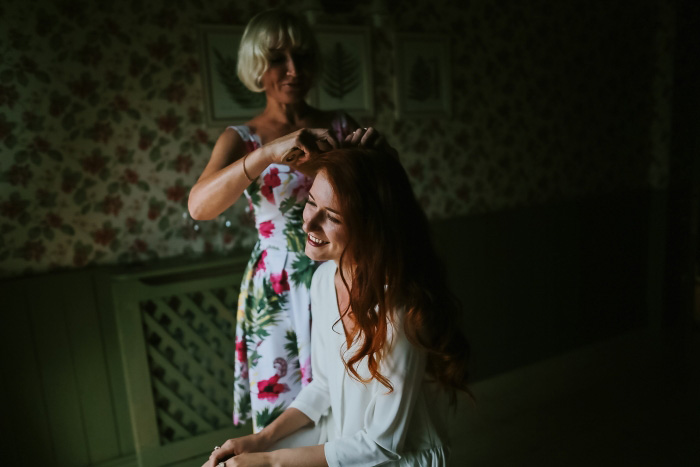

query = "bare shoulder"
[{"left": 199, "top": 127, "right": 247, "bottom": 180}]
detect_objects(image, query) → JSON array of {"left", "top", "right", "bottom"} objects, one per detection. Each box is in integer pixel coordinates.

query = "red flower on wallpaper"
[
  {"left": 36, "top": 189, "right": 55, "bottom": 208},
  {"left": 235, "top": 337, "right": 247, "bottom": 363},
  {"left": 174, "top": 154, "right": 193, "bottom": 174},
  {"left": 45, "top": 213, "right": 62, "bottom": 228},
  {"left": 81, "top": 151, "right": 107, "bottom": 174},
  {"left": 77, "top": 44, "right": 102, "bottom": 67},
  {"left": 73, "top": 249, "right": 89, "bottom": 268},
  {"left": 270, "top": 270, "right": 290, "bottom": 294},
  {"left": 154, "top": 8, "right": 178, "bottom": 29},
  {"left": 259, "top": 220, "right": 274, "bottom": 238},
  {"left": 166, "top": 185, "right": 186, "bottom": 202},
  {"left": 20, "top": 240, "right": 45, "bottom": 262},
  {"left": 147, "top": 36, "right": 174, "bottom": 61},
  {"left": 409, "top": 162, "right": 423, "bottom": 179},
  {"left": 138, "top": 137, "right": 152, "bottom": 151},
  {"left": 132, "top": 239, "right": 148, "bottom": 253},
  {"left": 194, "top": 129, "right": 208, "bottom": 144},
  {"left": 31, "top": 136, "right": 51, "bottom": 153},
  {"left": 125, "top": 217, "right": 140, "bottom": 234},
  {"left": 8, "top": 164, "right": 32, "bottom": 187},
  {"left": 257, "top": 374, "right": 290, "bottom": 402},
  {"left": 261, "top": 168, "right": 281, "bottom": 204},
  {"left": 183, "top": 57, "right": 198, "bottom": 75},
  {"left": 91, "top": 121, "right": 113, "bottom": 143},
  {"left": 164, "top": 82, "right": 186, "bottom": 103},
  {"left": 0, "top": 197, "right": 28, "bottom": 219},
  {"left": 22, "top": 112, "right": 42, "bottom": 129},
  {"left": 157, "top": 114, "right": 179, "bottom": 133},
  {"left": 0, "top": 84, "right": 19, "bottom": 109},
  {"left": 61, "top": 172, "right": 80, "bottom": 194},
  {"left": 0, "top": 117, "right": 14, "bottom": 140},
  {"left": 147, "top": 208, "right": 160, "bottom": 220},
  {"left": 254, "top": 250, "right": 268, "bottom": 274},
  {"left": 123, "top": 169, "right": 139, "bottom": 184},
  {"left": 93, "top": 227, "right": 117, "bottom": 246},
  {"left": 49, "top": 95, "right": 67, "bottom": 117},
  {"left": 115, "top": 146, "right": 131, "bottom": 163},
  {"left": 129, "top": 55, "right": 147, "bottom": 77},
  {"left": 187, "top": 106, "right": 201, "bottom": 123},
  {"left": 68, "top": 73, "right": 98, "bottom": 100},
  {"left": 18, "top": 56, "right": 39, "bottom": 75},
  {"left": 103, "top": 18, "right": 123, "bottom": 37},
  {"left": 112, "top": 96, "right": 129, "bottom": 112},
  {"left": 102, "top": 195, "right": 123, "bottom": 216}
]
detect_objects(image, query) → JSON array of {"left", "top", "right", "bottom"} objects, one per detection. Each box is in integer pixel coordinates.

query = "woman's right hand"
[
  {"left": 262, "top": 128, "right": 337, "bottom": 168},
  {"left": 203, "top": 433, "right": 269, "bottom": 467}
]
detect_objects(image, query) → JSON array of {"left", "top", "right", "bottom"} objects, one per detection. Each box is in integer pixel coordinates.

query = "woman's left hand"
[
  {"left": 343, "top": 127, "right": 399, "bottom": 158},
  {"left": 203, "top": 434, "right": 270, "bottom": 467},
  {"left": 207, "top": 452, "right": 272, "bottom": 467}
]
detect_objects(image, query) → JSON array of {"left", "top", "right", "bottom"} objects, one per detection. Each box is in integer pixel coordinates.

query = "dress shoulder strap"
[{"left": 227, "top": 125, "right": 256, "bottom": 143}]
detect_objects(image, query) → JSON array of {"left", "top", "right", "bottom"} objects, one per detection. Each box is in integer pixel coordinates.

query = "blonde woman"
[{"left": 189, "top": 9, "right": 358, "bottom": 432}]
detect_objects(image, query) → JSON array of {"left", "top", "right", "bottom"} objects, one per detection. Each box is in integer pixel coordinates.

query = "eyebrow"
[{"left": 308, "top": 193, "right": 341, "bottom": 215}]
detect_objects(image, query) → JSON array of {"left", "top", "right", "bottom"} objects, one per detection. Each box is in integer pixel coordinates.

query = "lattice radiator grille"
[{"left": 139, "top": 287, "right": 238, "bottom": 444}]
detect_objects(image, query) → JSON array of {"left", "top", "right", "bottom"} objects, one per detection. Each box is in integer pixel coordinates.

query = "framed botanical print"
[
  {"left": 198, "top": 25, "right": 266, "bottom": 126},
  {"left": 394, "top": 34, "right": 451, "bottom": 118},
  {"left": 309, "top": 26, "right": 374, "bottom": 117}
]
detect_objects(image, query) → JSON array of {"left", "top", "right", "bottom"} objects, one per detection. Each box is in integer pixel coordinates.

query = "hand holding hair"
[
  {"left": 343, "top": 127, "right": 399, "bottom": 158},
  {"left": 263, "top": 128, "right": 338, "bottom": 167}
]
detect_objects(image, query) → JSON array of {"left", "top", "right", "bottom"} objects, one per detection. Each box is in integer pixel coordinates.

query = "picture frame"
[
  {"left": 198, "top": 25, "right": 266, "bottom": 126},
  {"left": 309, "top": 25, "right": 374, "bottom": 117},
  {"left": 394, "top": 34, "right": 451, "bottom": 118}
]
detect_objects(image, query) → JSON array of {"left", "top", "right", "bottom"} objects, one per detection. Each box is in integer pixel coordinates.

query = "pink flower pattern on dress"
[
  {"left": 300, "top": 356, "right": 312, "bottom": 386},
  {"left": 259, "top": 220, "right": 274, "bottom": 238},
  {"left": 254, "top": 250, "right": 267, "bottom": 274},
  {"left": 270, "top": 269, "right": 290, "bottom": 294},
  {"left": 256, "top": 374, "right": 290, "bottom": 402},
  {"left": 235, "top": 337, "right": 247, "bottom": 363},
  {"left": 261, "top": 168, "right": 281, "bottom": 204},
  {"left": 232, "top": 117, "right": 352, "bottom": 432}
]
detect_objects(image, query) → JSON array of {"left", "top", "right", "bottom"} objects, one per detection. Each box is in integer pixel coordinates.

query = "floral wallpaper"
[{"left": 0, "top": 0, "right": 674, "bottom": 278}]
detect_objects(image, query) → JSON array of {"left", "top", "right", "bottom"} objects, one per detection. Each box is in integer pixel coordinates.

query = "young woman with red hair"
[{"left": 205, "top": 133, "right": 470, "bottom": 467}]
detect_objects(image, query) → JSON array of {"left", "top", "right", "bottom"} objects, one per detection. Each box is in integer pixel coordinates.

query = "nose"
[
  {"left": 302, "top": 206, "right": 321, "bottom": 232},
  {"left": 285, "top": 53, "right": 297, "bottom": 76}
]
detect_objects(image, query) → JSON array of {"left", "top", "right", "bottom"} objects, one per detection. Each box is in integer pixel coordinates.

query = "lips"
[{"left": 307, "top": 233, "right": 329, "bottom": 246}]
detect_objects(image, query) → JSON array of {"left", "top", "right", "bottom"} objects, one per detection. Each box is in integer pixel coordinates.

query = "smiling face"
[
  {"left": 260, "top": 47, "right": 313, "bottom": 104},
  {"left": 302, "top": 170, "right": 349, "bottom": 264}
]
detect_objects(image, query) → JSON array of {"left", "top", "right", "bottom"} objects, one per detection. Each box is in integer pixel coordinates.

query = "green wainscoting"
[
  {"left": 0, "top": 190, "right": 666, "bottom": 466},
  {"left": 432, "top": 190, "right": 665, "bottom": 381},
  {"left": 1, "top": 269, "right": 135, "bottom": 466}
]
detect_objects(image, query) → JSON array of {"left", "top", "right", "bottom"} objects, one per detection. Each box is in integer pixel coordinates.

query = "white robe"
[{"left": 289, "top": 261, "right": 449, "bottom": 466}]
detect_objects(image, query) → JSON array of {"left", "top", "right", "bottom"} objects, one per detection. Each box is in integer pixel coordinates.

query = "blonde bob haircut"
[{"left": 237, "top": 9, "right": 320, "bottom": 93}]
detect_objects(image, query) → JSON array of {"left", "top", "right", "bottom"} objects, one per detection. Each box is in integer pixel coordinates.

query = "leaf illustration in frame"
[
  {"left": 321, "top": 42, "right": 360, "bottom": 100},
  {"left": 213, "top": 48, "right": 266, "bottom": 109}
]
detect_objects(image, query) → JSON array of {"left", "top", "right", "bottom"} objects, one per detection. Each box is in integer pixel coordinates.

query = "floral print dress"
[{"left": 231, "top": 113, "right": 352, "bottom": 432}]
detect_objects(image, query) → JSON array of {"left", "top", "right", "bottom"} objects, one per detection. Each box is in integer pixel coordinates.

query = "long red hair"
[{"left": 306, "top": 148, "right": 471, "bottom": 399}]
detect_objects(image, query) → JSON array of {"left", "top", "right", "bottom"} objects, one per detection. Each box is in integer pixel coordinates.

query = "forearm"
[
  {"left": 268, "top": 445, "right": 327, "bottom": 467},
  {"left": 258, "top": 408, "right": 314, "bottom": 447},
  {"left": 188, "top": 146, "right": 271, "bottom": 220}
]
